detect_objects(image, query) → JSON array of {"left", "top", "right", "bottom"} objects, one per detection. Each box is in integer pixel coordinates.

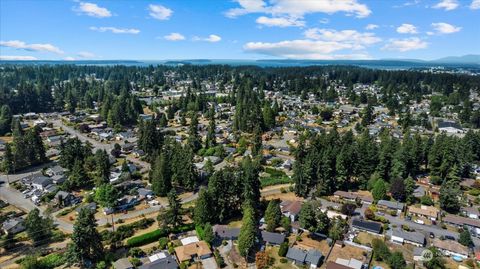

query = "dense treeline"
[
  {"left": 1, "top": 121, "right": 47, "bottom": 173},
  {"left": 293, "top": 128, "right": 480, "bottom": 201},
  {"left": 2, "top": 64, "right": 478, "bottom": 114}
]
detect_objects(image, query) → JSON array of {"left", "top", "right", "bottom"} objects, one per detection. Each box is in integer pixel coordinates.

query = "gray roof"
[
  {"left": 139, "top": 255, "right": 178, "bottom": 269},
  {"left": 305, "top": 249, "right": 323, "bottom": 266},
  {"left": 377, "top": 200, "right": 404, "bottom": 210},
  {"left": 32, "top": 176, "right": 52, "bottom": 187},
  {"left": 138, "top": 188, "right": 154, "bottom": 197},
  {"left": 352, "top": 219, "right": 382, "bottom": 234},
  {"left": 261, "top": 231, "right": 286, "bottom": 245},
  {"left": 413, "top": 247, "right": 425, "bottom": 256},
  {"left": 286, "top": 247, "right": 307, "bottom": 263},
  {"left": 55, "top": 191, "right": 72, "bottom": 199},
  {"left": 213, "top": 225, "right": 240, "bottom": 239},
  {"left": 113, "top": 258, "right": 134, "bottom": 269},
  {"left": 392, "top": 228, "right": 425, "bottom": 245},
  {"left": 2, "top": 218, "right": 24, "bottom": 231}
]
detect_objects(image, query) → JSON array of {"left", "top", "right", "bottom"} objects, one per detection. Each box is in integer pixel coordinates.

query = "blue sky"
[{"left": 1, "top": 0, "right": 479, "bottom": 60}]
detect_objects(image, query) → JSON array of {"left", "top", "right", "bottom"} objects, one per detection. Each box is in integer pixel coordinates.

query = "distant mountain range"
[
  {"left": 431, "top": 54, "right": 480, "bottom": 64},
  {"left": 1, "top": 55, "right": 479, "bottom": 69}
]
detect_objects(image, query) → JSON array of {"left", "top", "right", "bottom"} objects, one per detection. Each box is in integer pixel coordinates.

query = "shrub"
[
  {"left": 280, "top": 258, "right": 288, "bottom": 264},
  {"left": 127, "top": 229, "right": 168, "bottom": 247},
  {"left": 214, "top": 249, "right": 225, "bottom": 268},
  {"left": 130, "top": 257, "right": 142, "bottom": 267},
  {"left": 41, "top": 253, "right": 65, "bottom": 268},
  {"left": 278, "top": 242, "right": 288, "bottom": 257},
  {"left": 129, "top": 247, "right": 145, "bottom": 258},
  {"left": 159, "top": 237, "right": 169, "bottom": 249}
]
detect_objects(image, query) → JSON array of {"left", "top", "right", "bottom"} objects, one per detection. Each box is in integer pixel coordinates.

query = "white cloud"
[
  {"left": 382, "top": 37, "right": 428, "bottom": 52},
  {"left": 64, "top": 57, "right": 76, "bottom": 61},
  {"left": 89, "top": 26, "right": 140, "bottom": 34},
  {"left": 0, "top": 40, "right": 64, "bottom": 54},
  {"left": 164, "top": 33, "right": 186, "bottom": 41},
  {"left": 148, "top": 4, "right": 172, "bottom": 20},
  {"left": 431, "top": 22, "right": 461, "bottom": 34},
  {"left": 193, "top": 34, "right": 222, "bottom": 42},
  {"left": 396, "top": 23, "right": 418, "bottom": 34},
  {"left": 256, "top": 16, "right": 305, "bottom": 27},
  {"left": 0, "top": 55, "right": 38, "bottom": 60},
  {"left": 77, "top": 51, "right": 96, "bottom": 58},
  {"left": 243, "top": 39, "right": 371, "bottom": 59},
  {"left": 75, "top": 2, "right": 112, "bottom": 18},
  {"left": 471, "top": 0, "right": 480, "bottom": 9},
  {"left": 365, "top": 24, "right": 378, "bottom": 30},
  {"left": 226, "top": 0, "right": 371, "bottom": 19},
  {"left": 432, "top": 0, "right": 459, "bottom": 10},
  {"left": 303, "top": 28, "right": 381, "bottom": 49},
  {"left": 319, "top": 18, "right": 330, "bottom": 24}
]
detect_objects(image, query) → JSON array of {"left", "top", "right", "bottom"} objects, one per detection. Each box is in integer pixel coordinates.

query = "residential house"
[
  {"left": 432, "top": 239, "right": 469, "bottom": 259},
  {"left": 76, "top": 202, "right": 97, "bottom": 214},
  {"left": 54, "top": 191, "right": 77, "bottom": 207},
  {"left": 333, "top": 191, "right": 373, "bottom": 205},
  {"left": 139, "top": 253, "right": 178, "bottom": 269},
  {"left": 438, "top": 121, "right": 464, "bottom": 134},
  {"left": 260, "top": 231, "right": 286, "bottom": 246},
  {"left": 32, "top": 176, "right": 53, "bottom": 191},
  {"left": 280, "top": 200, "right": 302, "bottom": 222},
  {"left": 138, "top": 188, "right": 154, "bottom": 200},
  {"left": 213, "top": 225, "right": 240, "bottom": 240},
  {"left": 377, "top": 200, "right": 404, "bottom": 215},
  {"left": 286, "top": 247, "right": 323, "bottom": 269},
  {"left": 351, "top": 219, "right": 382, "bottom": 234},
  {"left": 462, "top": 207, "right": 480, "bottom": 219},
  {"left": 391, "top": 228, "right": 425, "bottom": 247},
  {"left": 112, "top": 258, "right": 134, "bottom": 269},
  {"left": 407, "top": 205, "right": 439, "bottom": 221},
  {"left": 174, "top": 241, "right": 212, "bottom": 263},
  {"left": 45, "top": 165, "right": 66, "bottom": 177},
  {"left": 2, "top": 218, "right": 25, "bottom": 235},
  {"left": 443, "top": 214, "right": 480, "bottom": 236}
]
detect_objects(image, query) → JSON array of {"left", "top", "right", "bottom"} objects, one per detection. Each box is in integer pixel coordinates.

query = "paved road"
[
  {"left": 0, "top": 182, "right": 74, "bottom": 232},
  {"left": 51, "top": 119, "right": 151, "bottom": 172}
]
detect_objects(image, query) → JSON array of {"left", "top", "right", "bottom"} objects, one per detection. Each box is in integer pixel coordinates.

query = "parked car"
[
  {"left": 429, "top": 232, "right": 435, "bottom": 238},
  {"left": 445, "top": 235, "right": 455, "bottom": 240},
  {"left": 414, "top": 219, "right": 425, "bottom": 225}
]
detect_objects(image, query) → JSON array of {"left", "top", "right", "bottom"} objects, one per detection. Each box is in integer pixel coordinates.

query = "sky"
[{"left": 0, "top": 0, "right": 479, "bottom": 61}]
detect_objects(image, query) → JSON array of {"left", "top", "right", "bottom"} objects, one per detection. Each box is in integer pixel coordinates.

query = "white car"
[{"left": 414, "top": 219, "right": 425, "bottom": 225}]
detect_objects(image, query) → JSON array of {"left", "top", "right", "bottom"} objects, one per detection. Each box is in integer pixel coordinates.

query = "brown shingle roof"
[{"left": 174, "top": 241, "right": 211, "bottom": 262}]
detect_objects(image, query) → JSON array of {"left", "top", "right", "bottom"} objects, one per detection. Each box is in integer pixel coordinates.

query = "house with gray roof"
[
  {"left": 32, "top": 176, "right": 53, "bottom": 191},
  {"left": 2, "top": 217, "right": 25, "bottom": 235},
  {"left": 391, "top": 228, "right": 425, "bottom": 247},
  {"left": 260, "top": 231, "right": 285, "bottom": 246},
  {"left": 286, "top": 247, "right": 323, "bottom": 268},
  {"left": 139, "top": 254, "right": 178, "bottom": 269},
  {"left": 213, "top": 225, "right": 240, "bottom": 240},
  {"left": 377, "top": 200, "right": 405, "bottom": 215}
]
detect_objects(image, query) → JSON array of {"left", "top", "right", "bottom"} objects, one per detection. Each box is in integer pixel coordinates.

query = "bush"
[
  {"left": 278, "top": 242, "right": 288, "bottom": 257},
  {"left": 159, "top": 237, "right": 169, "bottom": 249},
  {"left": 129, "top": 247, "right": 145, "bottom": 258},
  {"left": 41, "top": 253, "right": 65, "bottom": 268},
  {"left": 127, "top": 229, "right": 168, "bottom": 247},
  {"left": 280, "top": 258, "right": 288, "bottom": 264},
  {"left": 214, "top": 249, "right": 225, "bottom": 268},
  {"left": 127, "top": 224, "right": 195, "bottom": 247},
  {"left": 130, "top": 257, "right": 142, "bottom": 267}
]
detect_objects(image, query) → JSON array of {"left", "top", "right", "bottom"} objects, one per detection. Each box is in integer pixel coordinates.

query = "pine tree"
[
  {"left": 194, "top": 188, "right": 211, "bottom": 225},
  {"left": 25, "top": 208, "right": 53, "bottom": 246},
  {"left": 242, "top": 157, "right": 261, "bottom": 208},
  {"left": 205, "top": 107, "right": 216, "bottom": 149},
  {"left": 66, "top": 208, "right": 104, "bottom": 267},
  {"left": 150, "top": 153, "right": 172, "bottom": 196},
  {"left": 264, "top": 200, "right": 281, "bottom": 232},
  {"left": 1, "top": 143, "right": 14, "bottom": 173},
  {"left": 165, "top": 190, "right": 183, "bottom": 228},
  {"left": 187, "top": 113, "right": 201, "bottom": 152},
  {"left": 372, "top": 179, "right": 387, "bottom": 201},
  {"left": 238, "top": 204, "right": 257, "bottom": 257}
]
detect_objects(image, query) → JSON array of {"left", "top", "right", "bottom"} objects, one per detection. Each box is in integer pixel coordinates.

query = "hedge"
[{"left": 126, "top": 223, "right": 195, "bottom": 247}]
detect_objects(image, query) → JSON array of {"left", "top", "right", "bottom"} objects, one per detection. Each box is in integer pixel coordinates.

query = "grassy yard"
[{"left": 260, "top": 167, "right": 292, "bottom": 187}]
